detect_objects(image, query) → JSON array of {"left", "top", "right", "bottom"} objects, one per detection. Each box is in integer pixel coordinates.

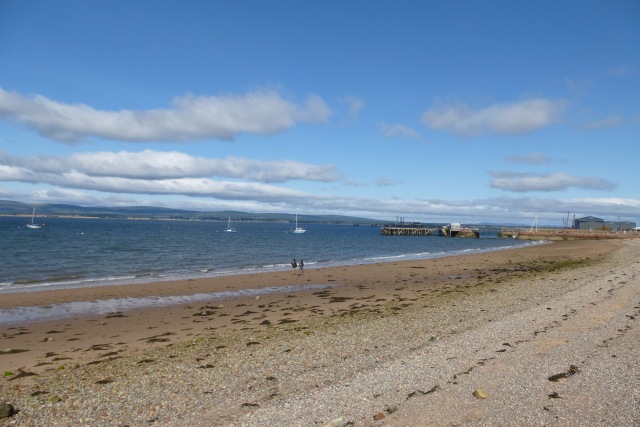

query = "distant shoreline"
[
  {"left": 8, "top": 214, "right": 637, "bottom": 239},
  {"left": 0, "top": 214, "right": 347, "bottom": 224}
]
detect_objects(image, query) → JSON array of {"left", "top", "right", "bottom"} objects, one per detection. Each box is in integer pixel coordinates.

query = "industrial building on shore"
[{"left": 573, "top": 216, "right": 637, "bottom": 231}]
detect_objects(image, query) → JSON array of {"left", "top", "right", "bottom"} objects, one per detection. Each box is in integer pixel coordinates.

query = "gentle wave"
[{"left": 0, "top": 275, "right": 140, "bottom": 293}]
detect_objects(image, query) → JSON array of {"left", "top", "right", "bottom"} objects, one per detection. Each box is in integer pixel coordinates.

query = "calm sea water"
[{"left": 1, "top": 216, "right": 540, "bottom": 294}]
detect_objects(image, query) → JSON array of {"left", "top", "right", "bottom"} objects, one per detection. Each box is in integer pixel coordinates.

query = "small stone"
[
  {"left": 386, "top": 404, "right": 398, "bottom": 414},
  {"left": 373, "top": 412, "right": 385, "bottom": 420},
  {"left": 473, "top": 388, "right": 490, "bottom": 399},
  {"left": 0, "top": 403, "right": 15, "bottom": 419}
]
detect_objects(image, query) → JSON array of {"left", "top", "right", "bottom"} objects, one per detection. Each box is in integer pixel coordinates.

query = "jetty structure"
[{"left": 380, "top": 222, "right": 482, "bottom": 238}]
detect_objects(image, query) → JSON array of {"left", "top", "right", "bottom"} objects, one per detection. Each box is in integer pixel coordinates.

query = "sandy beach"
[{"left": 1, "top": 239, "right": 638, "bottom": 426}]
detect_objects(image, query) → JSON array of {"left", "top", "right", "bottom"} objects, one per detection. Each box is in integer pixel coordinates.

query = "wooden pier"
[
  {"left": 380, "top": 226, "right": 441, "bottom": 236},
  {"left": 380, "top": 225, "right": 482, "bottom": 238}
]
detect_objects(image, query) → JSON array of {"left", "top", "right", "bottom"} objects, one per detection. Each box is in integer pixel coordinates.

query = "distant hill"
[{"left": 0, "top": 200, "right": 382, "bottom": 225}]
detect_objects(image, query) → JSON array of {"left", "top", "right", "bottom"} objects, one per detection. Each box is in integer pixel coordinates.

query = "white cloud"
[
  {"left": 378, "top": 123, "right": 422, "bottom": 140},
  {"left": 3, "top": 167, "right": 309, "bottom": 201},
  {"left": 489, "top": 171, "right": 616, "bottom": 192},
  {"left": 421, "top": 99, "right": 566, "bottom": 136},
  {"left": 0, "top": 149, "right": 343, "bottom": 204},
  {"left": 0, "top": 149, "right": 338, "bottom": 183},
  {"left": 0, "top": 87, "right": 332, "bottom": 143},
  {"left": 76, "top": 174, "right": 306, "bottom": 200}
]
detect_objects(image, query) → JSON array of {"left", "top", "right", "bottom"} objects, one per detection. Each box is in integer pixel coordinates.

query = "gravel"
[{"left": 1, "top": 241, "right": 639, "bottom": 426}]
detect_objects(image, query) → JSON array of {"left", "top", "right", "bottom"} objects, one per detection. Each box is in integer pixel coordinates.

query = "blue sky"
[{"left": 1, "top": 1, "right": 638, "bottom": 225}]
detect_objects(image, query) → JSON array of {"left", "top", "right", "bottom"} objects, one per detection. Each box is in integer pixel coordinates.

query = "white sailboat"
[
  {"left": 225, "top": 217, "right": 236, "bottom": 233},
  {"left": 26, "top": 208, "right": 42, "bottom": 229},
  {"left": 292, "top": 214, "right": 306, "bottom": 234}
]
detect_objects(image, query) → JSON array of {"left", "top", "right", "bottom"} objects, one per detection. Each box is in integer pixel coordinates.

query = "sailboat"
[
  {"left": 224, "top": 217, "right": 236, "bottom": 233},
  {"left": 26, "top": 208, "right": 42, "bottom": 229},
  {"left": 292, "top": 214, "right": 306, "bottom": 234}
]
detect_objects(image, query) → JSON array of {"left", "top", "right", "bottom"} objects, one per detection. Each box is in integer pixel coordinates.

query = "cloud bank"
[
  {"left": 0, "top": 87, "right": 332, "bottom": 143},
  {"left": 3, "top": 174, "right": 637, "bottom": 223},
  {"left": 0, "top": 150, "right": 339, "bottom": 202}
]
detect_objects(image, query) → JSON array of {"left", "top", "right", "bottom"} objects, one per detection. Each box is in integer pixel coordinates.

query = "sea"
[
  {"left": 0, "top": 216, "right": 544, "bottom": 324},
  {"left": 1, "top": 216, "right": 544, "bottom": 293}
]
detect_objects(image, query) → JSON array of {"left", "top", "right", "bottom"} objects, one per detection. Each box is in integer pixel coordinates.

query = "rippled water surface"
[{"left": 1, "top": 216, "right": 538, "bottom": 293}]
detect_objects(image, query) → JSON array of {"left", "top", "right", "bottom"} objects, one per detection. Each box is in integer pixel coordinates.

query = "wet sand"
[{"left": 1, "top": 239, "right": 637, "bottom": 426}]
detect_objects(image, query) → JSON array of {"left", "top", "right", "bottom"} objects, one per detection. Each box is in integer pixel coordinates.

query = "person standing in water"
[
  {"left": 298, "top": 259, "right": 304, "bottom": 275},
  {"left": 291, "top": 258, "right": 297, "bottom": 275}
]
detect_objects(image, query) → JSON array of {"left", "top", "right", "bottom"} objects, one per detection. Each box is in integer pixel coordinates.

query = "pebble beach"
[{"left": 1, "top": 239, "right": 639, "bottom": 426}]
